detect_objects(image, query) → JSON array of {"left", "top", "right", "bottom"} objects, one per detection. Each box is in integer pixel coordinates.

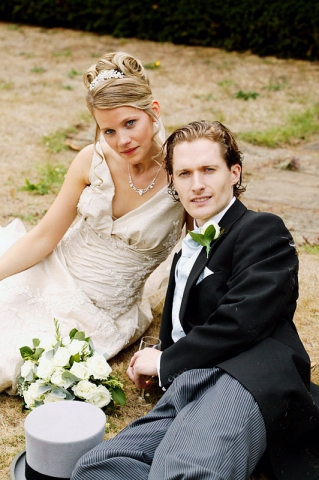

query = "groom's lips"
[{"left": 191, "top": 196, "right": 211, "bottom": 203}]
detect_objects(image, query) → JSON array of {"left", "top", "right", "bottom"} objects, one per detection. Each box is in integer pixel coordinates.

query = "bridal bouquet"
[{"left": 17, "top": 320, "right": 126, "bottom": 411}]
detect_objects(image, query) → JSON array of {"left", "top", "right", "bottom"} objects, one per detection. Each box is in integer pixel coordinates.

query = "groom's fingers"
[{"left": 126, "top": 349, "right": 160, "bottom": 388}]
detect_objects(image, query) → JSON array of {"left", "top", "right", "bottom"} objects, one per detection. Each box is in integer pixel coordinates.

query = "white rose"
[
  {"left": 36, "top": 357, "right": 54, "bottom": 380},
  {"left": 86, "top": 385, "right": 112, "bottom": 408},
  {"left": 23, "top": 382, "right": 41, "bottom": 409},
  {"left": 39, "top": 335, "right": 57, "bottom": 351},
  {"left": 70, "top": 361, "right": 90, "bottom": 380},
  {"left": 53, "top": 346, "right": 70, "bottom": 367},
  {"left": 68, "top": 339, "right": 87, "bottom": 356},
  {"left": 43, "top": 393, "right": 65, "bottom": 404},
  {"left": 50, "top": 368, "right": 68, "bottom": 388},
  {"left": 87, "top": 353, "right": 112, "bottom": 380},
  {"left": 21, "top": 360, "right": 35, "bottom": 379},
  {"left": 72, "top": 380, "right": 97, "bottom": 400},
  {"left": 199, "top": 220, "right": 221, "bottom": 239},
  {"left": 62, "top": 336, "right": 71, "bottom": 347}
]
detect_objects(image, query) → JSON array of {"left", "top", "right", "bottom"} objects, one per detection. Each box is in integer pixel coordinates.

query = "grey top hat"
[{"left": 10, "top": 401, "right": 106, "bottom": 480}]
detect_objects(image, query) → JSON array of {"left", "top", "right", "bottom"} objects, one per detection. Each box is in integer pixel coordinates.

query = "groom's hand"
[{"left": 126, "top": 348, "right": 161, "bottom": 389}]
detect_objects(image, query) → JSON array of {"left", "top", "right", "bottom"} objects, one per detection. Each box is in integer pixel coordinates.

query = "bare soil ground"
[{"left": 0, "top": 22, "right": 318, "bottom": 479}]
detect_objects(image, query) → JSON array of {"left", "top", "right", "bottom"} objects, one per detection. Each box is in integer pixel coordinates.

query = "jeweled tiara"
[{"left": 89, "top": 69, "right": 125, "bottom": 91}]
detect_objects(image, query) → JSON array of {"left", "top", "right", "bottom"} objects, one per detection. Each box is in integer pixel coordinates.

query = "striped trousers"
[{"left": 72, "top": 368, "right": 267, "bottom": 480}]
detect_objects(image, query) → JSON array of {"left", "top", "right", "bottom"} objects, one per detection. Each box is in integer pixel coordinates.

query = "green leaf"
[
  {"left": 105, "top": 400, "right": 115, "bottom": 413},
  {"left": 32, "top": 338, "right": 40, "bottom": 348},
  {"left": 61, "top": 371, "right": 80, "bottom": 383},
  {"left": 37, "top": 384, "right": 51, "bottom": 395},
  {"left": 51, "top": 386, "right": 67, "bottom": 398},
  {"left": 64, "top": 390, "right": 75, "bottom": 400},
  {"left": 24, "top": 370, "right": 35, "bottom": 382},
  {"left": 74, "top": 331, "right": 85, "bottom": 341},
  {"left": 188, "top": 231, "right": 210, "bottom": 247},
  {"left": 33, "top": 347, "right": 45, "bottom": 360},
  {"left": 203, "top": 224, "right": 217, "bottom": 239},
  {"left": 20, "top": 346, "right": 35, "bottom": 360},
  {"left": 69, "top": 328, "right": 78, "bottom": 339},
  {"left": 71, "top": 353, "right": 81, "bottom": 363},
  {"left": 45, "top": 349, "right": 54, "bottom": 360},
  {"left": 111, "top": 387, "right": 126, "bottom": 406}
]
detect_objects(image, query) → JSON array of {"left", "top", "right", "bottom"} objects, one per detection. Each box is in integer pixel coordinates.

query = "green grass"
[
  {"left": 238, "top": 104, "right": 319, "bottom": 147},
  {"left": 42, "top": 128, "right": 75, "bottom": 153},
  {"left": 236, "top": 90, "right": 260, "bottom": 100},
  {"left": 194, "top": 93, "right": 214, "bottom": 101},
  {"left": 7, "top": 24, "right": 20, "bottom": 31},
  {"left": 263, "top": 77, "right": 289, "bottom": 91},
  {"left": 218, "top": 79, "right": 234, "bottom": 87},
  {"left": 19, "top": 51, "right": 35, "bottom": 58},
  {"left": 53, "top": 49, "right": 72, "bottom": 57},
  {"left": 0, "top": 80, "right": 13, "bottom": 90},
  {"left": 20, "top": 164, "right": 67, "bottom": 195},
  {"left": 12, "top": 212, "right": 47, "bottom": 224},
  {"left": 299, "top": 244, "right": 319, "bottom": 256},
  {"left": 67, "top": 68, "right": 81, "bottom": 78},
  {"left": 30, "top": 66, "right": 46, "bottom": 73},
  {"left": 143, "top": 61, "right": 160, "bottom": 69}
]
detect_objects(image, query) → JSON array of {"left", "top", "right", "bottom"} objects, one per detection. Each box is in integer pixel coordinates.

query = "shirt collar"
[{"left": 193, "top": 196, "right": 236, "bottom": 229}]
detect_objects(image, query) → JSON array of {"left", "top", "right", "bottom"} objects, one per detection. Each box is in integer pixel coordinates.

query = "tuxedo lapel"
[{"left": 179, "top": 199, "right": 247, "bottom": 321}]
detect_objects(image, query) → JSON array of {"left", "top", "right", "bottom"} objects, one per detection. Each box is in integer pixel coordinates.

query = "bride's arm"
[{"left": 0, "top": 144, "right": 94, "bottom": 281}]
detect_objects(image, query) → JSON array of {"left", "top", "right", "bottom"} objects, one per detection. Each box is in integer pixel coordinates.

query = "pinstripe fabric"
[{"left": 72, "top": 368, "right": 266, "bottom": 480}]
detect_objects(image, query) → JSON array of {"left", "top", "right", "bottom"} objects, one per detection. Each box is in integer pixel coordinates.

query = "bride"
[{"left": 0, "top": 51, "right": 185, "bottom": 394}]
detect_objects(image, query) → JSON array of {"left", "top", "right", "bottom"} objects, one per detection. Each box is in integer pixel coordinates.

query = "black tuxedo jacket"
[{"left": 159, "top": 199, "right": 319, "bottom": 479}]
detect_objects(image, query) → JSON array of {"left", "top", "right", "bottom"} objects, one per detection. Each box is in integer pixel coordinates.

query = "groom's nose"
[{"left": 191, "top": 172, "right": 205, "bottom": 191}]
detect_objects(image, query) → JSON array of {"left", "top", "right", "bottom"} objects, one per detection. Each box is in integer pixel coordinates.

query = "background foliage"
[{"left": 1, "top": 0, "right": 318, "bottom": 60}]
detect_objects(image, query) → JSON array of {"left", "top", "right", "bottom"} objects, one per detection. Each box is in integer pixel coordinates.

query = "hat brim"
[{"left": 10, "top": 450, "right": 26, "bottom": 480}]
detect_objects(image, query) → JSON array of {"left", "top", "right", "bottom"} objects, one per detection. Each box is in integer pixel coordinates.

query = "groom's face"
[{"left": 172, "top": 138, "right": 241, "bottom": 226}]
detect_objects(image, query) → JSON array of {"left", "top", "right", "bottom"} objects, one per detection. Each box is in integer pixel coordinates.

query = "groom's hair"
[{"left": 163, "top": 120, "right": 246, "bottom": 201}]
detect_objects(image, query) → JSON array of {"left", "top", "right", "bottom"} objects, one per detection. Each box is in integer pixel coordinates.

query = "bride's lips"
[{"left": 121, "top": 146, "right": 138, "bottom": 155}]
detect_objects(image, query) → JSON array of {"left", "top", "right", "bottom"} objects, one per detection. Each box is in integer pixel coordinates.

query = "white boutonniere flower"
[{"left": 188, "top": 220, "right": 222, "bottom": 257}]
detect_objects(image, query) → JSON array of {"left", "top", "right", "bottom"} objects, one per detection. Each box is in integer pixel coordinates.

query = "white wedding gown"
[{"left": 0, "top": 144, "right": 184, "bottom": 393}]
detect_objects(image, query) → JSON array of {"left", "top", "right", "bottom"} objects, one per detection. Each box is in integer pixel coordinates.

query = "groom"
[{"left": 72, "top": 121, "right": 319, "bottom": 480}]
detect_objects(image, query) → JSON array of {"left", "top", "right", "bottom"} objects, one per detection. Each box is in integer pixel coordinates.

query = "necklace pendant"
[{"left": 128, "top": 162, "right": 163, "bottom": 196}]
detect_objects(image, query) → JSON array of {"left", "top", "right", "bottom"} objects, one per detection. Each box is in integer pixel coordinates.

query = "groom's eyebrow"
[{"left": 174, "top": 163, "right": 218, "bottom": 174}]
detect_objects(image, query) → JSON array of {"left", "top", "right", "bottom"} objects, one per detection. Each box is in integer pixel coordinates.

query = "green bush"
[{"left": 1, "top": 0, "right": 318, "bottom": 60}]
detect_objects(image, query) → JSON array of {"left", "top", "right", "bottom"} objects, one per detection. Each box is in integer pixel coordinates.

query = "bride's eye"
[
  {"left": 126, "top": 120, "right": 135, "bottom": 127},
  {"left": 104, "top": 129, "right": 114, "bottom": 135}
]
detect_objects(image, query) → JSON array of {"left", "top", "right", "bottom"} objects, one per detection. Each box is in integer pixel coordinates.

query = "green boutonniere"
[{"left": 188, "top": 220, "right": 223, "bottom": 258}]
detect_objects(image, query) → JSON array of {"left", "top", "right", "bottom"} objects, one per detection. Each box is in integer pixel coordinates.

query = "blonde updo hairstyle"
[{"left": 84, "top": 52, "right": 160, "bottom": 146}]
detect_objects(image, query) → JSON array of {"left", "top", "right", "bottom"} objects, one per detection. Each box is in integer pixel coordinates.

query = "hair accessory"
[
  {"left": 89, "top": 69, "right": 124, "bottom": 91},
  {"left": 128, "top": 163, "right": 162, "bottom": 196}
]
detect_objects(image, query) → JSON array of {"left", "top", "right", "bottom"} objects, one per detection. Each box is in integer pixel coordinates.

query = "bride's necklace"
[{"left": 128, "top": 162, "right": 162, "bottom": 196}]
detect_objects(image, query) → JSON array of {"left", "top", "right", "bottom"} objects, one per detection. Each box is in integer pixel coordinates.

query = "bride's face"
[{"left": 94, "top": 102, "right": 160, "bottom": 165}]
